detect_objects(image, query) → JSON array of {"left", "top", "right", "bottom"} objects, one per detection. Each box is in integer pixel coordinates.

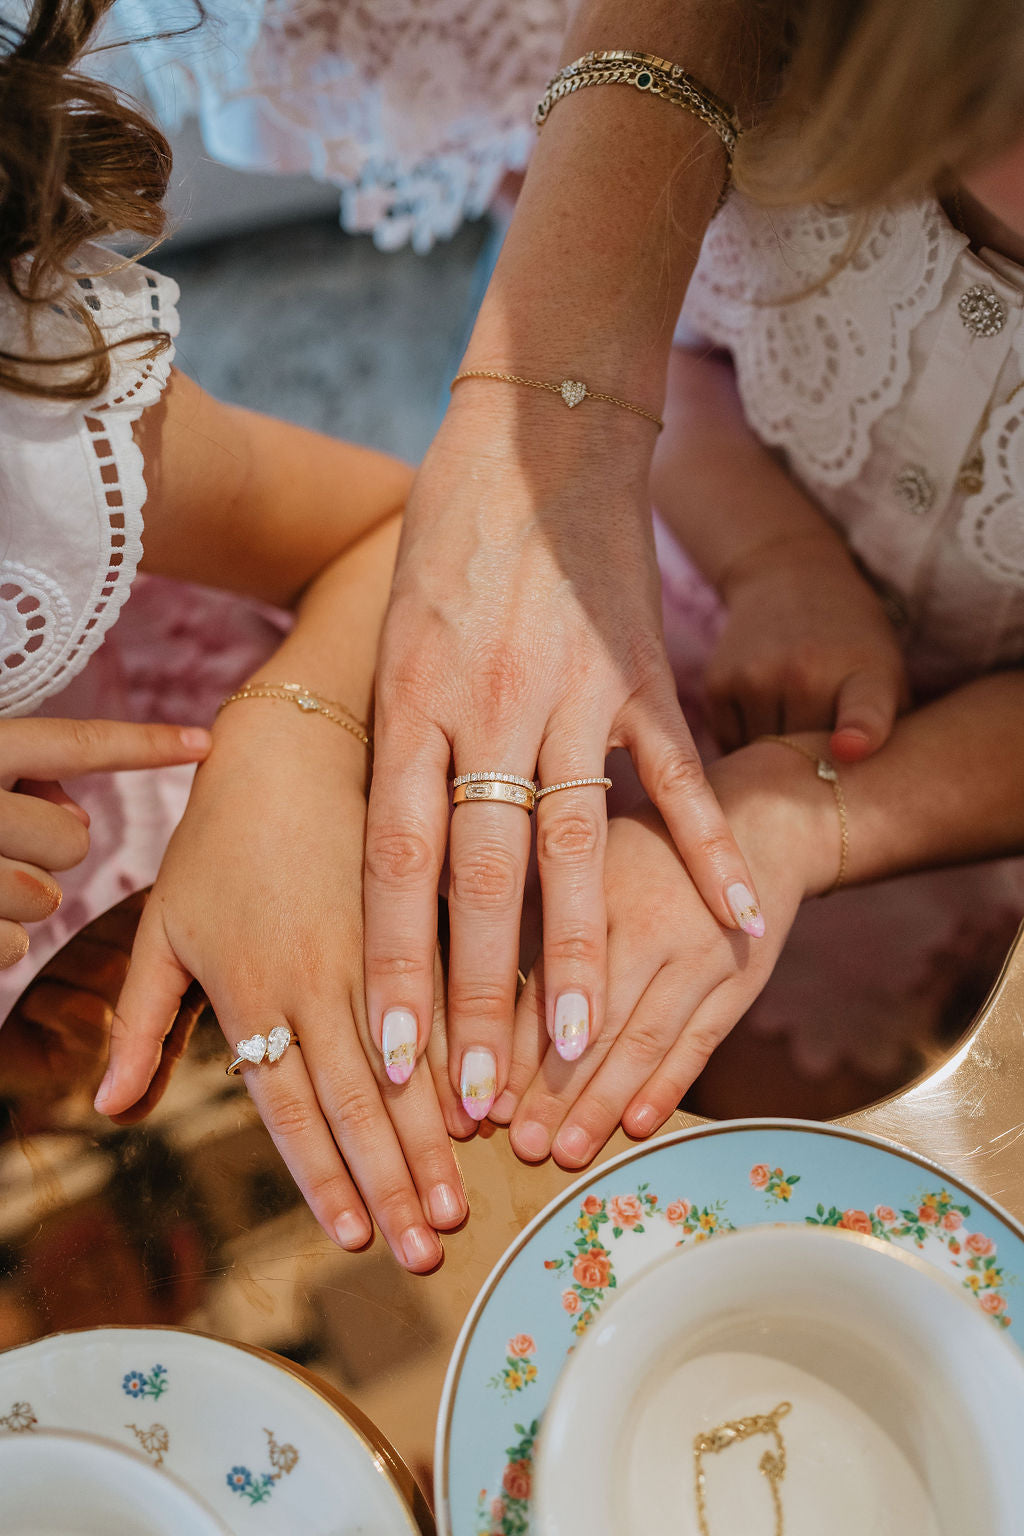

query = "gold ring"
[
  {"left": 453, "top": 780, "right": 536, "bottom": 811},
  {"left": 535, "top": 776, "right": 612, "bottom": 801},
  {"left": 226, "top": 1025, "right": 299, "bottom": 1076}
]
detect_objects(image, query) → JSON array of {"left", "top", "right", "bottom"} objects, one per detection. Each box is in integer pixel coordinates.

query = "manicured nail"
[
  {"left": 630, "top": 1103, "right": 658, "bottom": 1136},
  {"left": 725, "top": 881, "right": 765, "bottom": 938},
  {"left": 513, "top": 1120, "right": 551, "bottom": 1162},
  {"left": 402, "top": 1225, "right": 441, "bottom": 1270},
  {"left": 428, "top": 1182, "right": 464, "bottom": 1227},
  {"left": 554, "top": 1125, "right": 591, "bottom": 1164},
  {"left": 93, "top": 1069, "right": 114, "bottom": 1112},
  {"left": 179, "top": 727, "right": 212, "bottom": 752},
  {"left": 460, "top": 1047, "right": 497, "bottom": 1121},
  {"left": 334, "top": 1210, "right": 370, "bottom": 1249},
  {"left": 381, "top": 1007, "right": 418, "bottom": 1085},
  {"left": 553, "top": 991, "right": 590, "bottom": 1061}
]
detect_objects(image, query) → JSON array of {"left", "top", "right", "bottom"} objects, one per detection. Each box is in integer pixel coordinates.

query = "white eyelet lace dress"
[
  {"left": 110, "top": 0, "right": 568, "bottom": 252},
  {"left": 657, "top": 192, "right": 1024, "bottom": 1079},
  {"left": 0, "top": 251, "right": 284, "bottom": 1016}
]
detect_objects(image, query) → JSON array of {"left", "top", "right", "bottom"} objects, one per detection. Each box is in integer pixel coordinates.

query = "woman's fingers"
[
  {"left": 363, "top": 723, "right": 450, "bottom": 1086},
  {"left": 626, "top": 683, "right": 765, "bottom": 938},
  {"left": 490, "top": 965, "right": 548, "bottom": 1125},
  {"left": 445, "top": 794, "right": 532, "bottom": 1120},
  {"left": 533, "top": 740, "right": 610, "bottom": 1064},
  {"left": 0, "top": 717, "right": 210, "bottom": 789}
]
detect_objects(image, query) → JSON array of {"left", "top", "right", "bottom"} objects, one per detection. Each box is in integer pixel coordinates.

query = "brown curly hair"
[{"left": 0, "top": 1, "right": 199, "bottom": 398}]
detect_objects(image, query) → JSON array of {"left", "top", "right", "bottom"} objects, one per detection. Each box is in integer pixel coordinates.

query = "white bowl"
[
  {"left": 535, "top": 1225, "right": 1024, "bottom": 1536},
  {"left": 0, "top": 1428, "right": 231, "bottom": 1536}
]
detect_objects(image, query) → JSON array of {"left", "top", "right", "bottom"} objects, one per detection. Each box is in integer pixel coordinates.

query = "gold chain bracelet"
[
  {"left": 694, "top": 1401, "right": 792, "bottom": 1536},
  {"left": 217, "top": 681, "right": 372, "bottom": 751},
  {"left": 758, "top": 735, "right": 848, "bottom": 892},
  {"left": 535, "top": 49, "right": 740, "bottom": 208},
  {"left": 450, "top": 370, "right": 663, "bottom": 430}
]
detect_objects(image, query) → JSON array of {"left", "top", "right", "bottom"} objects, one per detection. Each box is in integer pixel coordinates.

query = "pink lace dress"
[{"left": 0, "top": 253, "right": 283, "bottom": 1018}]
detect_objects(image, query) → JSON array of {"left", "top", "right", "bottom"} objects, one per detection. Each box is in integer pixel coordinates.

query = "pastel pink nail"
[
  {"left": 726, "top": 881, "right": 765, "bottom": 938},
  {"left": 460, "top": 1047, "right": 497, "bottom": 1121},
  {"left": 381, "top": 1007, "right": 417, "bottom": 1084},
  {"left": 553, "top": 991, "right": 590, "bottom": 1061}
]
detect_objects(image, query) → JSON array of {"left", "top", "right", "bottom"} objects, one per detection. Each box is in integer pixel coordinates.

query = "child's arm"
[
  {"left": 652, "top": 345, "right": 907, "bottom": 763},
  {"left": 96, "top": 373, "right": 470, "bottom": 1271},
  {"left": 498, "top": 666, "right": 1024, "bottom": 1165}
]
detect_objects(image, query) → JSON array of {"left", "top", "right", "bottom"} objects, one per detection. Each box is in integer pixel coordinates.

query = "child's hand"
[
  {"left": 94, "top": 702, "right": 469, "bottom": 1273},
  {"left": 707, "top": 541, "right": 907, "bottom": 764},
  {"left": 493, "top": 740, "right": 838, "bottom": 1167},
  {"left": 0, "top": 717, "right": 210, "bottom": 967}
]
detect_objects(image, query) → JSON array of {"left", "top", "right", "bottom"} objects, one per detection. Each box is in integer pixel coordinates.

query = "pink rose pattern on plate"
[{"left": 474, "top": 1162, "right": 1017, "bottom": 1532}]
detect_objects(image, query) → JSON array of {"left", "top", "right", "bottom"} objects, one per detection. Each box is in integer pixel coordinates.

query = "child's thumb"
[{"left": 830, "top": 666, "right": 902, "bottom": 763}]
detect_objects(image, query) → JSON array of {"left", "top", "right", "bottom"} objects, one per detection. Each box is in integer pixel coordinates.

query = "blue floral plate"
[
  {"left": 0, "top": 1325, "right": 431, "bottom": 1535},
  {"left": 435, "top": 1118, "right": 1024, "bottom": 1536}
]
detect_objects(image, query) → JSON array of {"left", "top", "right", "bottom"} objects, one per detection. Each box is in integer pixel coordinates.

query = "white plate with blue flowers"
[
  {"left": 0, "top": 1325, "right": 430, "bottom": 1535},
  {"left": 435, "top": 1118, "right": 1024, "bottom": 1536}
]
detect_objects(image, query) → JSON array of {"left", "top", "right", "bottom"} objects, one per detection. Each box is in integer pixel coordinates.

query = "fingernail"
[
  {"left": 334, "top": 1210, "right": 370, "bottom": 1249},
  {"left": 554, "top": 1125, "right": 591, "bottom": 1164},
  {"left": 428, "top": 1182, "right": 464, "bottom": 1227},
  {"left": 401, "top": 1225, "right": 441, "bottom": 1270},
  {"left": 630, "top": 1103, "right": 658, "bottom": 1136},
  {"left": 725, "top": 881, "right": 765, "bottom": 938},
  {"left": 93, "top": 1069, "right": 113, "bottom": 1112},
  {"left": 513, "top": 1120, "right": 551, "bottom": 1161},
  {"left": 179, "top": 727, "right": 212, "bottom": 753},
  {"left": 490, "top": 1090, "right": 517, "bottom": 1123},
  {"left": 553, "top": 991, "right": 590, "bottom": 1061},
  {"left": 460, "top": 1047, "right": 497, "bottom": 1121},
  {"left": 381, "top": 1007, "right": 418, "bottom": 1085}
]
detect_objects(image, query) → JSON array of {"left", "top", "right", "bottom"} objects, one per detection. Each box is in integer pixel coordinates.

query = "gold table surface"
[{"left": 2, "top": 893, "right": 1023, "bottom": 1513}]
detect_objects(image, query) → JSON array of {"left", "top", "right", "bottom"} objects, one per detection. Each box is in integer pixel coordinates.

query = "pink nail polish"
[
  {"left": 553, "top": 991, "right": 590, "bottom": 1061},
  {"left": 726, "top": 881, "right": 765, "bottom": 938},
  {"left": 381, "top": 1007, "right": 417, "bottom": 1084},
  {"left": 460, "top": 1047, "right": 497, "bottom": 1121}
]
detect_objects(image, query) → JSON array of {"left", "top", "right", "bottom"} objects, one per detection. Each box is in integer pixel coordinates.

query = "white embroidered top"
[
  {"left": 0, "top": 252, "right": 179, "bottom": 716},
  {"left": 111, "top": 0, "right": 568, "bottom": 253},
  {"left": 680, "top": 194, "right": 1024, "bottom": 694}
]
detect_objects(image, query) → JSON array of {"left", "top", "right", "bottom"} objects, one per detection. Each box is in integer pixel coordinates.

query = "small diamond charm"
[
  {"left": 295, "top": 694, "right": 318, "bottom": 711},
  {"left": 816, "top": 760, "right": 838, "bottom": 783},
  {"left": 560, "top": 379, "right": 587, "bottom": 408},
  {"left": 267, "top": 1025, "right": 292, "bottom": 1063},
  {"left": 958, "top": 284, "right": 1007, "bottom": 337}
]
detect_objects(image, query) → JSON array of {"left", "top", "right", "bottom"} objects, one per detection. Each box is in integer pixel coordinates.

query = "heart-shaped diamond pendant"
[
  {"left": 235, "top": 1034, "right": 268, "bottom": 1065},
  {"left": 560, "top": 379, "right": 587, "bottom": 408},
  {"left": 267, "top": 1025, "right": 292, "bottom": 1063}
]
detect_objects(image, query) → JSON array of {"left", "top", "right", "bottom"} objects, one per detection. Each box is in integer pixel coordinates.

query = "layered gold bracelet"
[
  {"left": 758, "top": 735, "right": 849, "bottom": 893},
  {"left": 217, "top": 681, "right": 372, "bottom": 751},
  {"left": 535, "top": 49, "right": 741, "bottom": 207}
]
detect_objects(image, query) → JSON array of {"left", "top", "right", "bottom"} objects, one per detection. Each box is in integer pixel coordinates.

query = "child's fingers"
[
  {"left": 16, "top": 779, "right": 91, "bottom": 828},
  {"left": 0, "top": 785, "right": 91, "bottom": 869},
  {"left": 0, "top": 718, "right": 210, "bottom": 789},
  {"left": 95, "top": 899, "right": 191, "bottom": 1114},
  {"left": 622, "top": 986, "right": 744, "bottom": 1138},
  {"left": 0, "top": 918, "right": 30, "bottom": 967},
  {"left": 830, "top": 664, "right": 902, "bottom": 762},
  {"left": 0, "top": 856, "right": 62, "bottom": 922},
  {"left": 490, "top": 965, "right": 549, "bottom": 1125}
]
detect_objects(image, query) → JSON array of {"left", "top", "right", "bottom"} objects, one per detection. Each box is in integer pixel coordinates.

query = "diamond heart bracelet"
[{"left": 450, "top": 370, "right": 664, "bottom": 430}]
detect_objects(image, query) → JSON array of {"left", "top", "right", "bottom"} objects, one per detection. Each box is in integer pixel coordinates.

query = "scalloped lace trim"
[
  {"left": 682, "top": 195, "right": 964, "bottom": 487},
  {"left": 0, "top": 259, "right": 178, "bottom": 715}
]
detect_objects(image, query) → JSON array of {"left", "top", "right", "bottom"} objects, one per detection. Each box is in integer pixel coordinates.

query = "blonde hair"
[{"left": 736, "top": 0, "right": 1024, "bottom": 208}]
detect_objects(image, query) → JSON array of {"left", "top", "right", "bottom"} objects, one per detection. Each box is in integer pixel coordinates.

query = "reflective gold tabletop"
[{"left": 2, "top": 894, "right": 1023, "bottom": 1516}]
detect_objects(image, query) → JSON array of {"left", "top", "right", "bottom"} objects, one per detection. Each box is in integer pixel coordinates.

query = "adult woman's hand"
[
  {"left": 365, "top": 388, "right": 765, "bottom": 1127},
  {"left": 0, "top": 716, "right": 210, "bottom": 968},
  {"left": 95, "top": 696, "right": 467, "bottom": 1273}
]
